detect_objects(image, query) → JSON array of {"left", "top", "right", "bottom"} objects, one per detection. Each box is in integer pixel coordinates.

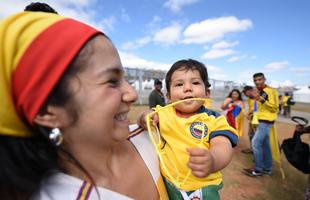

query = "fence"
[{"left": 124, "top": 67, "right": 244, "bottom": 105}]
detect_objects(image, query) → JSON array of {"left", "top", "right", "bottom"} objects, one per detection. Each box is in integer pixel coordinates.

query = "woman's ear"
[{"left": 33, "top": 105, "right": 63, "bottom": 128}]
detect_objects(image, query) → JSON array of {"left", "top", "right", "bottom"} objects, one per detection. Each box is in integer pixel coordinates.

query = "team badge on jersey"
[{"left": 189, "top": 122, "right": 208, "bottom": 139}]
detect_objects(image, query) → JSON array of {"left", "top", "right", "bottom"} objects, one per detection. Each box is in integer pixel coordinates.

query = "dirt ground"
[
  {"left": 220, "top": 121, "right": 308, "bottom": 200},
  {"left": 129, "top": 105, "right": 309, "bottom": 200}
]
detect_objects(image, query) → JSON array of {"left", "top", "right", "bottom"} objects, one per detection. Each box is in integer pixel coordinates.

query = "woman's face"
[
  {"left": 62, "top": 36, "right": 138, "bottom": 148},
  {"left": 231, "top": 91, "right": 240, "bottom": 101}
]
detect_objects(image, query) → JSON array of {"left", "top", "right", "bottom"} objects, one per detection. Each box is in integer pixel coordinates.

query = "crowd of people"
[{"left": 0, "top": 2, "right": 307, "bottom": 200}]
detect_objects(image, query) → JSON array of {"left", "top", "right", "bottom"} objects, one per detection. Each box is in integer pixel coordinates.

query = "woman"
[
  {"left": 221, "top": 89, "right": 245, "bottom": 136},
  {"left": 0, "top": 12, "right": 167, "bottom": 199}
]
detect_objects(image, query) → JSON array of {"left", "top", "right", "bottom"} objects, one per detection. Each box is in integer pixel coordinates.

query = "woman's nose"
[{"left": 122, "top": 80, "right": 138, "bottom": 103}]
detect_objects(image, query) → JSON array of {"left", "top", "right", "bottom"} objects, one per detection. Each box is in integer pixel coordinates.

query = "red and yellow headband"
[{"left": 0, "top": 12, "right": 101, "bottom": 137}]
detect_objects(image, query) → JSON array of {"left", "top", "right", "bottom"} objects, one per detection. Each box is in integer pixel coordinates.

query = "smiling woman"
[{"left": 0, "top": 12, "right": 167, "bottom": 200}]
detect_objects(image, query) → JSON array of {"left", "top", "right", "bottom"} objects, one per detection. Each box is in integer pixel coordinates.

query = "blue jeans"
[{"left": 251, "top": 122, "right": 273, "bottom": 171}]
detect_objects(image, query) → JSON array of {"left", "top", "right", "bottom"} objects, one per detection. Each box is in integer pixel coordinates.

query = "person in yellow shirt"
[
  {"left": 241, "top": 86, "right": 256, "bottom": 154},
  {"left": 244, "top": 73, "right": 279, "bottom": 177},
  {"left": 139, "top": 59, "right": 238, "bottom": 199},
  {"left": 282, "top": 92, "right": 292, "bottom": 118}
]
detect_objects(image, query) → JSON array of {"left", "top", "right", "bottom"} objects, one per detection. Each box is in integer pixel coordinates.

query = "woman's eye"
[{"left": 108, "top": 78, "right": 120, "bottom": 86}]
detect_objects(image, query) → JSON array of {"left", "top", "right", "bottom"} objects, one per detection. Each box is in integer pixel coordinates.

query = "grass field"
[{"left": 128, "top": 105, "right": 309, "bottom": 200}]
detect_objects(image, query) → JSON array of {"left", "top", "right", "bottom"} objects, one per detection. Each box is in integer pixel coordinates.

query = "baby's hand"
[
  {"left": 137, "top": 110, "right": 159, "bottom": 130},
  {"left": 187, "top": 147, "right": 215, "bottom": 178}
]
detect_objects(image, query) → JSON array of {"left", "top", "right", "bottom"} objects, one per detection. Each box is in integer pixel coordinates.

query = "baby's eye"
[
  {"left": 175, "top": 83, "right": 183, "bottom": 87},
  {"left": 193, "top": 81, "right": 201, "bottom": 85}
]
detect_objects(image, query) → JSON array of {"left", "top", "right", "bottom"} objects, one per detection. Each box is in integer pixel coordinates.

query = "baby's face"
[{"left": 168, "top": 68, "right": 209, "bottom": 114}]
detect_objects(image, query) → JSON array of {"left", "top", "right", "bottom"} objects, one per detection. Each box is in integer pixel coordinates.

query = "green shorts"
[{"left": 164, "top": 178, "right": 223, "bottom": 200}]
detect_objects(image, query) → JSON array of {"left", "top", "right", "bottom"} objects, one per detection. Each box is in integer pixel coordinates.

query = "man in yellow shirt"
[
  {"left": 241, "top": 86, "right": 255, "bottom": 154},
  {"left": 244, "top": 73, "right": 279, "bottom": 177}
]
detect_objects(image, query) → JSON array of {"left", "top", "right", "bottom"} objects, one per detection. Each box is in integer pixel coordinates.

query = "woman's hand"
[
  {"left": 221, "top": 97, "right": 233, "bottom": 110},
  {"left": 137, "top": 110, "right": 159, "bottom": 130}
]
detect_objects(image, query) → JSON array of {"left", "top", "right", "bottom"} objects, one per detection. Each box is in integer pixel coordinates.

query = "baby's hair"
[{"left": 165, "top": 59, "right": 211, "bottom": 93}]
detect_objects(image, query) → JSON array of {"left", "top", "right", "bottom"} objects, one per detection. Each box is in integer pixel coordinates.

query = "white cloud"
[
  {"left": 264, "top": 61, "right": 289, "bottom": 72},
  {"left": 281, "top": 80, "right": 295, "bottom": 87},
  {"left": 289, "top": 67, "right": 310, "bottom": 73},
  {"left": 121, "top": 36, "right": 152, "bottom": 50},
  {"left": 119, "top": 51, "right": 171, "bottom": 71},
  {"left": 228, "top": 56, "right": 241, "bottom": 63},
  {"left": 121, "top": 8, "right": 130, "bottom": 22},
  {"left": 211, "top": 73, "right": 228, "bottom": 80},
  {"left": 207, "top": 65, "right": 222, "bottom": 73},
  {"left": 0, "top": 0, "right": 116, "bottom": 33},
  {"left": 212, "top": 40, "right": 239, "bottom": 49},
  {"left": 202, "top": 49, "right": 235, "bottom": 59},
  {"left": 164, "top": 0, "right": 200, "bottom": 12},
  {"left": 182, "top": 16, "right": 252, "bottom": 44},
  {"left": 147, "top": 16, "right": 162, "bottom": 31},
  {"left": 269, "top": 80, "right": 281, "bottom": 88},
  {"left": 97, "top": 16, "right": 116, "bottom": 32},
  {"left": 153, "top": 23, "right": 182, "bottom": 45},
  {"left": 227, "top": 55, "right": 247, "bottom": 63}
]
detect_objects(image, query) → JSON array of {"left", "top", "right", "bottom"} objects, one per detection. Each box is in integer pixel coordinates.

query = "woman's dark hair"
[
  {"left": 24, "top": 2, "right": 58, "bottom": 14},
  {"left": 0, "top": 35, "right": 101, "bottom": 200},
  {"left": 228, "top": 89, "right": 243, "bottom": 101},
  {"left": 165, "top": 59, "right": 211, "bottom": 93}
]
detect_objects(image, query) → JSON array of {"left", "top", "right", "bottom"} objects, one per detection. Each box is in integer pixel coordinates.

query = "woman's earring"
[{"left": 49, "top": 128, "right": 63, "bottom": 146}]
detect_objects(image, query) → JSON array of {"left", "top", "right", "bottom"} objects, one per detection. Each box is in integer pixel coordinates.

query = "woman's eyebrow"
[{"left": 97, "top": 67, "right": 124, "bottom": 77}]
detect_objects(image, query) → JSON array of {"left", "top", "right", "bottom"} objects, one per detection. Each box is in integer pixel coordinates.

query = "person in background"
[
  {"left": 278, "top": 95, "right": 283, "bottom": 115},
  {"left": 148, "top": 78, "right": 165, "bottom": 108},
  {"left": 24, "top": 2, "right": 58, "bottom": 13},
  {"left": 221, "top": 89, "right": 244, "bottom": 136},
  {"left": 241, "top": 86, "right": 256, "bottom": 154},
  {"left": 0, "top": 11, "right": 167, "bottom": 199},
  {"left": 243, "top": 73, "right": 279, "bottom": 177},
  {"left": 282, "top": 92, "right": 292, "bottom": 118}
]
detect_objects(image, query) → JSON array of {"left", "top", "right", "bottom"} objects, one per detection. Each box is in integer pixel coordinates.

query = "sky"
[{"left": 1, "top": 0, "right": 310, "bottom": 87}]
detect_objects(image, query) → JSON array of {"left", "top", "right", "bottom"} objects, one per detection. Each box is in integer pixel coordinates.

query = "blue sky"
[{"left": 1, "top": 0, "right": 309, "bottom": 87}]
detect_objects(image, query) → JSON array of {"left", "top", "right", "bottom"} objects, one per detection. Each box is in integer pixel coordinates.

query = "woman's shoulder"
[{"left": 32, "top": 172, "right": 133, "bottom": 200}]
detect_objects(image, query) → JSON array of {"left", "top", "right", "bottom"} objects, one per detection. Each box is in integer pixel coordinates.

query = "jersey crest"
[{"left": 189, "top": 122, "right": 208, "bottom": 139}]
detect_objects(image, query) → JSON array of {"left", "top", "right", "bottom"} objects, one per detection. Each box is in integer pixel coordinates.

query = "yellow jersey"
[
  {"left": 155, "top": 105, "right": 238, "bottom": 190},
  {"left": 257, "top": 86, "right": 279, "bottom": 122}
]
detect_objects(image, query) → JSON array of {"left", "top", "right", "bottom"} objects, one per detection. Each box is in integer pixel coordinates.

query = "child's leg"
[
  {"left": 164, "top": 178, "right": 223, "bottom": 200},
  {"left": 163, "top": 178, "right": 183, "bottom": 199},
  {"left": 201, "top": 182, "right": 223, "bottom": 200}
]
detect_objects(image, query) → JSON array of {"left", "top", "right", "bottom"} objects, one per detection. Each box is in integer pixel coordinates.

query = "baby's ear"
[
  {"left": 166, "top": 92, "right": 170, "bottom": 100},
  {"left": 205, "top": 89, "right": 211, "bottom": 97}
]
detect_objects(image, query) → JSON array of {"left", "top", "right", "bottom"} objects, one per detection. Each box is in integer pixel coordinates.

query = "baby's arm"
[{"left": 187, "top": 136, "right": 233, "bottom": 178}]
